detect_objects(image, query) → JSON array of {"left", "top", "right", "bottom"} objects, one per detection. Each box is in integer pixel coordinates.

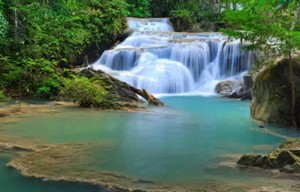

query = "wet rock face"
[
  {"left": 116, "top": 28, "right": 135, "bottom": 43},
  {"left": 237, "top": 139, "right": 300, "bottom": 173},
  {"left": 215, "top": 80, "right": 242, "bottom": 95},
  {"left": 251, "top": 58, "right": 300, "bottom": 127},
  {"left": 215, "top": 75, "right": 253, "bottom": 100}
]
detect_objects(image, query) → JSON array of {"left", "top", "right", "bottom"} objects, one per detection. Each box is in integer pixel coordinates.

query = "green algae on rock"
[
  {"left": 237, "top": 139, "right": 300, "bottom": 174},
  {"left": 251, "top": 58, "right": 300, "bottom": 127},
  {"left": 61, "top": 68, "right": 164, "bottom": 110},
  {"left": 6, "top": 143, "right": 172, "bottom": 192}
]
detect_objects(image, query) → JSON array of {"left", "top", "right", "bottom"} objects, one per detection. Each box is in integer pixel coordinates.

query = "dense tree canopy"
[
  {"left": 0, "top": 0, "right": 127, "bottom": 98},
  {"left": 0, "top": 0, "right": 299, "bottom": 102}
]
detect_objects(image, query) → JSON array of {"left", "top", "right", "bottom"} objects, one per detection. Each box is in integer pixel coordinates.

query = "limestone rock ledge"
[
  {"left": 251, "top": 58, "right": 300, "bottom": 127},
  {"left": 237, "top": 139, "right": 300, "bottom": 174}
]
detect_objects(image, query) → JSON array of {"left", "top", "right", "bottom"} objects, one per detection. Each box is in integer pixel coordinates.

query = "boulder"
[
  {"left": 251, "top": 58, "right": 300, "bottom": 127},
  {"left": 290, "top": 162, "right": 300, "bottom": 172},
  {"left": 237, "top": 139, "right": 300, "bottom": 173},
  {"left": 215, "top": 80, "right": 243, "bottom": 95},
  {"left": 273, "top": 150, "right": 298, "bottom": 168},
  {"left": 237, "top": 154, "right": 273, "bottom": 169},
  {"left": 237, "top": 154, "right": 261, "bottom": 166},
  {"left": 215, "top": 75, "right": 253, "bottom": 100}
]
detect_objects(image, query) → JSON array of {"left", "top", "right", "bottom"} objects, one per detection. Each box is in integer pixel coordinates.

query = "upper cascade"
[
  {"left": 127, "top": 17, "right": 174, "bottom": 32},
  {"left": 92, "top": 18, "right": 254, "bottom": 95}
]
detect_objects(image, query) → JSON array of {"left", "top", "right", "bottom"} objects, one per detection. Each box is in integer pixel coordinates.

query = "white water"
[{"left": 92, "top": 18, "right": 254, "bottom": 95}]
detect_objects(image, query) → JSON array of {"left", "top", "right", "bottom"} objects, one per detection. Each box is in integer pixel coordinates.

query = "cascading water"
[{"left": 92, "top": 18, "right": 254, "bottom": 95}]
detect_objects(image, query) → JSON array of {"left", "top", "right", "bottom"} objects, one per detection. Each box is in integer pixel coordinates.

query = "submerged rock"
[
  {"left": 237, "top": 139, "right": 300, "bottom": 173},
  {"left": 215, "top": 76, "right": 253, "bottom": 100},
  {"left": 251, "top": 58, "right": 300, "bottom": 127}
]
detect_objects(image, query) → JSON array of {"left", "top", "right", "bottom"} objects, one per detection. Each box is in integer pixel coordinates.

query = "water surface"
[
  {"left": 0, "top": 151, "right": 102, "bottom": 192},
  {"left": 2, "top": 96, "right": 298, "bottom": 188}
]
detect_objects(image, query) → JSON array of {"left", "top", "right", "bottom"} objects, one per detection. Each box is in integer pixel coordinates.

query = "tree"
[
  {"left": 223, "top": 0, "right": 300, "bottom": 128},
  {"left": 126, "top": 0, "right": 151, "bottom": 17},
  {"left": 0, "top": 0, "right": 128, "bottom": 98}
]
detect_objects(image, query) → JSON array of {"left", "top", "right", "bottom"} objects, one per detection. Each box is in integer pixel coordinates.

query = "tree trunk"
[
  {"left": 288, "top": 2, "right": 299, "bottom": 128},
  {"left": 291, "top": 2, "right": 300, "bottom": 30},
  {"left": 232, "top": 2, "right": 237, "bottom": 10},
  {"left": 288, "top": 52, "right": 297, "bottom": 129}
]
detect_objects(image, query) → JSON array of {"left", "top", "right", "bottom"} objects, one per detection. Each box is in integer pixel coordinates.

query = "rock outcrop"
[
  {"left": 80, "top": 68, "right": 164, "bottom": 108},
  {"left": 215, "top": 76, "right": 253, "bottom": 100},
  {"left": 251, "top": 58, "right": 300, "bottom": 127},
  {"left": 237, "top": 139, "right": 300, "bottom": 173}
]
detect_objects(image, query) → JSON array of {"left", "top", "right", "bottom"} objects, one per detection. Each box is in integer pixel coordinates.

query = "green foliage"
[
  {"left": 61, "top": 75, "right": 107, "bottom": 108},
  {"left": 150, "top": 0, "right": 174, "bottom": 17},
  {"left": 0, "top": 90, "right": 7, "bottom": 101},
  {"left": 0, "top": 11, "right": 8, "bottom": 38},
  {"left": 126, "top": 0, "right": 151, "bottom": 17},
  {"left": 223, "top": 0, "right": 300, "bottom": 58},
  {"left": 169, "top": 0, "right": 224, "bottom": 31},
  {"left": 0, "top": 0, "right": 9, "bottom": 50},
  {"left": 13, "top": 0, "right": 127, "bottom": 63},
  {"left": 0, "top": 0, "right": 127, "bottom": 99},
  {"left": 223, "top": 0, "right": 300, "bottom": 128},
  {"left": 170, "top": 3, "right": 198, "bottom": 31},
  {"left": 0, "top": 57, "right": 61, "bottom": 98}
]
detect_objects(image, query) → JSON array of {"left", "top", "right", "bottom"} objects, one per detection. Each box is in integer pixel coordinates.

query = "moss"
[
  {"left": 251, "top": 58, "right": 300, "bottom": 127},
  {"left": 260, "top": 69, "right": 271, "bottom": 81},
  {"left": 237, "top": 139, "right": 300, "bottom": 172}
]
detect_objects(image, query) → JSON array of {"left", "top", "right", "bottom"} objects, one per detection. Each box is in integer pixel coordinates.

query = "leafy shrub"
[
  {"left": 61, "top": 76, "right": 107, "bottom": 108},
  {"left": 170, "top": 3, "right": 199, "bottom": 32},
  {"left": 0, "top": 11, "right": 8, "bottom": 38},
  {"left": 168, "top": 1, "right": 223, "bottom": 32},
  {"left": 126, "top": 0, "right": 151, "bottom": 17},
  {"left": 150, "top": 0, "right": 178, "bottom": 17},
  {"left": 14, "top": 0, "right": 127, "bottom": 64},
  {"left": 0, "top": 0, "right": 9, "bottom": 51},
  {"left": 0, "top": 57, "right": 61, "bottom": 98},
  {"left": 0, "top": 90, "right": 7, "bottom": 101}
]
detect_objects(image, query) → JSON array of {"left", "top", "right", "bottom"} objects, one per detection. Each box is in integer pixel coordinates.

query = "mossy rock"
[
  {"left": 237, "top": 139, "right": 300, "bottom": 173},
  {"left": 251, "top": 58, "right": 300, "bottom": 127},
  {"left": 237, "top": 154, "right": 260, "bottom": 166}
]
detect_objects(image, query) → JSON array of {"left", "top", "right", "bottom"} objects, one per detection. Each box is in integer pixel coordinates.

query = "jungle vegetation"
[{"left": 0, "top": 0, "right": 299, "bottom": 107}]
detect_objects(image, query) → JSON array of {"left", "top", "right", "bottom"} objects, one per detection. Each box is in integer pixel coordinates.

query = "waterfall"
[
  {"left": 127, "top": 17, "right": 174, "bottom": 32},
  {"left": 92, "top": 18, "right": 254, "bottom": 95}
]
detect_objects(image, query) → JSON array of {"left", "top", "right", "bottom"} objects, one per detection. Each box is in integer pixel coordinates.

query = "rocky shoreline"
[
  {"left": 5, "top": 140, "right": 300, "bottom": 192},
  {"left": 237, "top": 139, "right": 300, "bottom": 174},
  {"left": 6, "top": 144, "right": 154, "bottom": 192}
]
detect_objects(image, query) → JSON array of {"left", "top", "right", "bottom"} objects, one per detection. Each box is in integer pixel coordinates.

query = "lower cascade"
[{"left": 92, "top": 18, "right": 255, "bottom": 95}]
